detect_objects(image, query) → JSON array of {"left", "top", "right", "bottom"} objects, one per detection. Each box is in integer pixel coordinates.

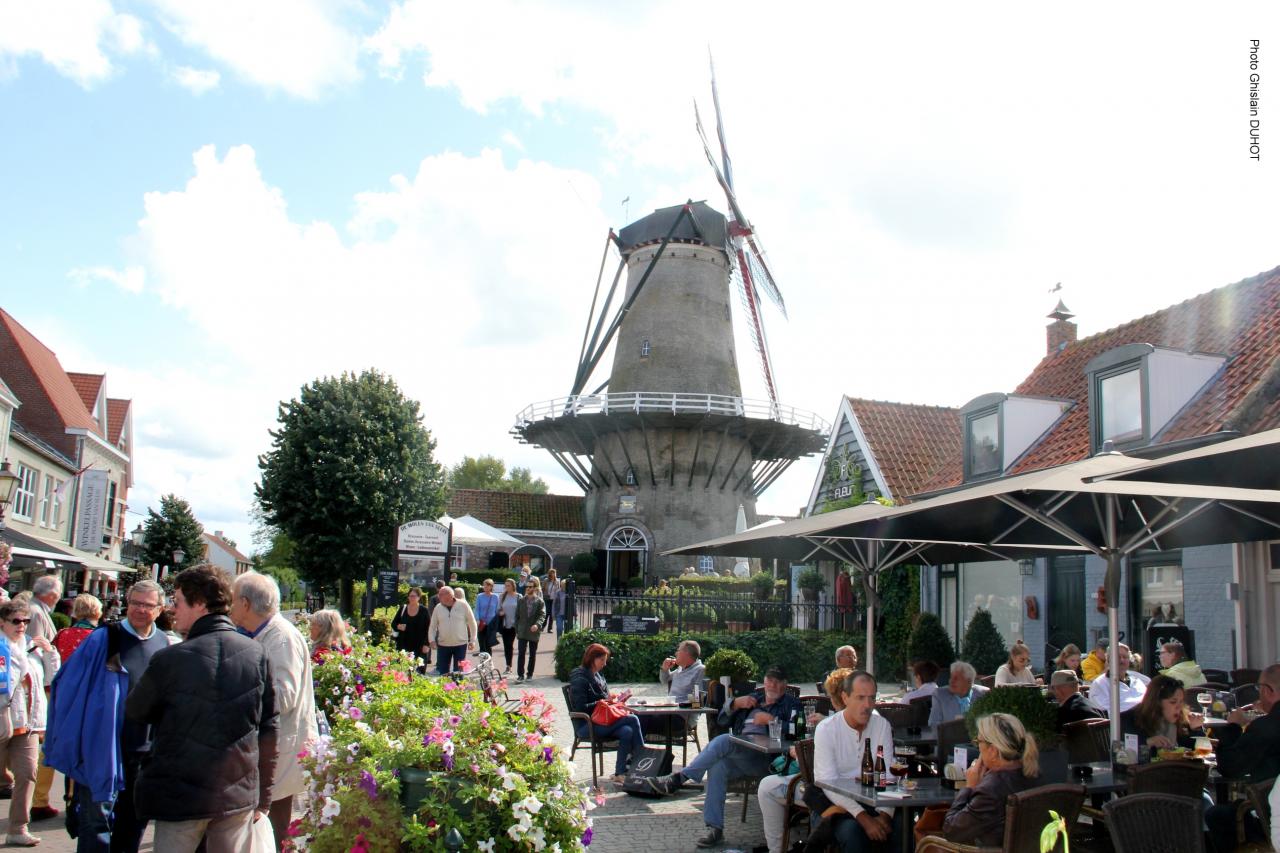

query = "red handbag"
[{"left": 591, "top": 700, "right": 630, "bottom": 727}]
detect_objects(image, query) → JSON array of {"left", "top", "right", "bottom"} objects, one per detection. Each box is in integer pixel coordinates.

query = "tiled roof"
[
  {"left": 67, "top": 372, "right": 104, "bottom": 417},
  {"left": 106, "top": 398, "right": 131, "bottom": 446},
  {"left": 446, "top": 490, "right": 587, "bottom": 534},
  {"left": 203, "top": 531, "right": 250, "bottom": 564},
  {"left": 921, "top": 265, "right": 1280, "bottom": 491},
  {"left": 0, "top": 308, "right": 98, "bottom": 458},
  {"left": 847, "top": 398, "right": 962, "bottom": 501},
  {"left": 0, "top": 375, "right": 18, "bottom": 406}
]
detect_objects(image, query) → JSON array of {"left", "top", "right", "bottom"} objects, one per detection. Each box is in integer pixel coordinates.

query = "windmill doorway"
[{"left": 605, "top": 526, "right": 648, "bottom": 590}]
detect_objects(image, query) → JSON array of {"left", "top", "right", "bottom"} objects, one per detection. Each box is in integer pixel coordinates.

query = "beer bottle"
[
  {"left": 875, "top": 745, "right": 888, "bottom": 790},
  {"left": 795, "top": 708, "right": 807, "bottom": 740},
  {"left": 860, "top": 738, "right": 874, "bottom": 786}
]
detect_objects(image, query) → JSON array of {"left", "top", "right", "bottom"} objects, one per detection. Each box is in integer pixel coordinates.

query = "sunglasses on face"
[{"left": 7, "top": 618, "right": 31, "bottom": 625}]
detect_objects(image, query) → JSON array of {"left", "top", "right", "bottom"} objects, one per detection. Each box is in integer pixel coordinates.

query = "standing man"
[
  {"left": 125, "top": 565, "right": 277, "bottom": 852},
  {"left": 45, "top": 579, "right": 170, "bottom": 852},
  {"left": 427, "top": 586, "right": 477, "bottom": 675},
  {"left": 230, "top": 571, "right": 318, "bottom": 848},
  {"left": 813, "top": 671, "right": 901, "bottom": 851},
  {"left": 27, "top": 575, "right": 61, "bottom": 821}
]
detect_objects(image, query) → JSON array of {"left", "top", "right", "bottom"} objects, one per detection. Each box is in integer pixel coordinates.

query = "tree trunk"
[{"left": 339, "top": 577, "right": 355, "bottom": 616}]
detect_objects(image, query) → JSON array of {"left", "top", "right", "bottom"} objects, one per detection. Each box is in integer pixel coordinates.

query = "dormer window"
[
  {"left": 966, "top": 407, "right": 1001, "bottom": 479},
  {"left": 962, "top": 392, "right": 1073, "bottom": 482},
  {"left": 1086, "top": 344, "right": 1225, "bottom": 451}
]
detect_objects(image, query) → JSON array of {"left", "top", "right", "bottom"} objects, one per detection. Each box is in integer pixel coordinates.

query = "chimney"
[
  {"left": 214, "top": 530, "right": 224, "bottom": 540},
  {"left": 1046, "top": 299, "right": 1077, "bottom": 355}
]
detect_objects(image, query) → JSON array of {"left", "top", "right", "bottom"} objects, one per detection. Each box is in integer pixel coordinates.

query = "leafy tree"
[
  {"left": 873, "top": 564, "right": 920, "bottom": 678},
  {"left": 256, "top": 370, "right": 447, "bottom": 614},
  {"left": 448, "top": 455, "right": 548, "bottom": 494},
  {"left": 961, "top": 607, "right": 1008, "bottom": 676},
  {"left": 907, "top": 611, "right": 956, "bottom": 671},
  {"left": 141, "top": 494, "right": 205, "bottom": 574}
]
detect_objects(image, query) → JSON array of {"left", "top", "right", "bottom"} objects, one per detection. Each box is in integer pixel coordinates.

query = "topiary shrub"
[
  {"left": 962, "top": 607, "right": 1008, "bottom": 677},
  {"left": 570, "top": 551, "right": 597, "bottom": 576},
  {"left": 965, "top": 685, "right": 1062, "bottom": 750},
  {"left": 908, "top": 611, "right": 956, "bottom": 671},
  {"left": 52, "top": 612, "right": 71, "bottom": 631},
  {"left": 704, "top": 648, "right": 758, "bottom": 683},
  {"left": 750, "top": 571, "right": 776, "bottom": 599}
]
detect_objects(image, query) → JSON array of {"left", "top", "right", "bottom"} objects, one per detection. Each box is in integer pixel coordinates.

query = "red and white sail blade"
[{"left": 733, "top": 247, "right": 779, "bottom": 405}]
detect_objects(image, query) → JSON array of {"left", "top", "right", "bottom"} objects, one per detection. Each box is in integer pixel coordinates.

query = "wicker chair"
[
  {"left": 934, "top": 718, "right": 972, "bottom": 772},
  {"left": 561, "top": 683, "right": 621, "bottom": 787},
  {"left": 977, "top": 674, "right": 996, "bottom": 689},
  {"left": 1201, "top": 668, "right": 1230, "bottom": 686},
  {"left": 875, "top": 702, "right": 915, "bottom": 729},
  {"left": 909, "top": 695, "right": 934, "bottom": 728},
  {"left": 1062, "top": 718, "right": 1110, "bottom": 764},
  {"left": 1103, "top": 793, "right": 1205, "bottom": 852},
  {"left": 780, "top": 738, "right": 817, "bottom": 853},
  {"left": 1127, "top": 759, "right": 1210, "bottom": 798},
  {"left": 916, "top": 783, "right": 1086, "bottom": 852},
  {"left": 784, "top": 684, "right": 802, "bottom": 698},
  {"left": 1234, "top": 683, "right": 1261, "bottom": 707},
  {"left": 1233, "top": 668, "right": 1263, "bottom": 689},
  {"left": 1233, "top": 775, "right": 1276, "bottom": 847}
]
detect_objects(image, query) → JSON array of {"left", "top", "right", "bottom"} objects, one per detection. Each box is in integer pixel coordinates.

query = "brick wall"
[
  {"left": 1181, "top": 545, "right": 1235, "bottom": 671},
  {"left": 457, "top": 532, "right": 593, "bottom": 572}
]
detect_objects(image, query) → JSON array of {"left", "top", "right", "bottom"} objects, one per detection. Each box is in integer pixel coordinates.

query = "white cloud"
[
  {"left": 68, "top": 264, "right": 147, "bottom": 293},
  {"left": 500, "top": 130, "right": 524, "bottom": 152},
  {"left": 0, "top": 0, "right": 150, "bottom": 86},
  {"left": 145, "top": 0, "right": 362, "bottom": 98},
  {"left": 170, "top": 64, "right": 219, "bottom": 94}
]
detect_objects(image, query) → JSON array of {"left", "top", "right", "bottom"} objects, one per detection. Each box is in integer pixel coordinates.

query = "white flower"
[
  {"left": 529, "top": 826, "right": 547, "bottom": 851},
  {"left": 488, "top": 790, "right": 504, "bottom": 805},
  {"left": 477, "top": 839, "right": 496, "bottom": 853},
  {"left": 519, "top": 795, "right": 543, "bottom": 815},
  {"left": 507, "top": 824, "right": 525, "bottom": 841},
  {"left": 320, "top": 797, "right": 341, "bottom": 823}
]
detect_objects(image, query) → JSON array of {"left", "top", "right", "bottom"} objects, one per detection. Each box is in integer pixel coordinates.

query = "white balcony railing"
[{"left": 513, "top": 392, "right": 829, "bottom": 434}]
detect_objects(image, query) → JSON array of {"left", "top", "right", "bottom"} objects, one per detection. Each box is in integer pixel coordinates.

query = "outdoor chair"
[
  {"left": 926, "top": 718, "right": 972, "bottom": 774},
  {"left": 909, "top": 695, "right": 933, "bottom": 728},
  {"left": 1233, "top": 668, "right": 1263, "bottom": 689},
  {"left": 977, "top": 674, "right": 996, "bottom": 689},
  {"left": 814, "top": 681, "right": 825, "bottom": 696},
  {"left": 560, "top": 683, "right": 621, "bottom": 788},
  {"left": 1063, "top": 718, "right": 1111, "bottom": 764},
  {"left": 874, "top": 702, "right": 914, "bottom": 729},
  {"left": 1103, "top": 793, "right": 1205, "bottom": 853},
  {"left": 916, "top": 782, "right": 1086, "bottom": 852},
  {"left": 1127, "top": 758, "right": 1210, "bottom": 798},
  {"left": 1202, "top": 668, "right": 1230, "bottom": 685},
  {"left": 1185, "top": 684, "right": 1230, "bottom": 709},
  {"left": 781, "top": 738, "right": 820, "bottom": 853},
  {"left": 1234, "top": 776, "right": 1277, "bottom": 848},
  {"left": 784, "top": 684, "right": 801, "bottom": 698},
  {"left": 1234, "top": 683, "right": 1261, "bottom": 707}
]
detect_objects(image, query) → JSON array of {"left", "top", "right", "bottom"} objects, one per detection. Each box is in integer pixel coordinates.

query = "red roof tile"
[
  {"left": 203, "top": 531, "right": 250, "bottom": 564},
  {"left": 0, "top": 308, "right": 98, "bottom": 458},
  {"left": 445, "top": 490, "right": 587, "bottom": 534},
  {"left": 921, "top": 265, "right": 1280, "bottom": 491},
  {"left": 66, "top": 372, "right": 104, "bottom": 418},
  {"left": 106, "top": 398, "right": 131, "bottom": 446},
  {"left": 846, "top": 398, "right": 962, "bottom": 501}
]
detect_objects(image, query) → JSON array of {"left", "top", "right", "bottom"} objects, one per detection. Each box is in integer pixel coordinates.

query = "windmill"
[{"left": 695, "top": 57, "right": 787, "bottom": 406}]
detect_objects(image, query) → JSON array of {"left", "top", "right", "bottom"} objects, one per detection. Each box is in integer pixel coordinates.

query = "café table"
[
  {"left": 625, "top": 699, "right": 716, "bottom": 752},
  {"left": 727, "top": 732, "right": 794, "bottom": 755},
  {"left": 818, "top": 776, "right": 955, "bottom": 853},
  {"left": 894, "top": 726, "right": 938, "bottom": 749}
]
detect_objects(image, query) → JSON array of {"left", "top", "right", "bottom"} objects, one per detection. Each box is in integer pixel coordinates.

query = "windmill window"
[
  {"left": 625, "top": 467, "right": 637, "bottom": 486},
  {"left": 964, "top": 407, "right": 1001, "bottom": 480},
  {"left": 640, "top": 339, "right": 651, "bottom": 358},
  {"left": 698, "top": 555, "right": 714, "bottom": 573}
]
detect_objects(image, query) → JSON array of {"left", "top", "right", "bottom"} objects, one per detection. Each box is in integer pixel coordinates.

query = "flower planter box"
[
  {"left": 725, "top": 620, "right": 751, "bottom": 632},
  {"left": 399, "top": 768, "right": 473, "bottom": 819}
]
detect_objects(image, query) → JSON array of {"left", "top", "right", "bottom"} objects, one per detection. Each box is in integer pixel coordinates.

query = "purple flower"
[
  {"left": 543, "top": 747, "right": 554, "bottom": 764},
  {"left": 443, "top": 753, "right": 455, "bottom": 771},
  {"left": 358, "top": 770, "right": 378, "bottom": 800},
  {"left": 582, "top": 827, "right": 593, "bottom": 846},
  {"left": 348, "top": 707, "right": 364, "bottom": 721},
  {"left": 449, "top": 715, "right": 461, "bottom": 726}
]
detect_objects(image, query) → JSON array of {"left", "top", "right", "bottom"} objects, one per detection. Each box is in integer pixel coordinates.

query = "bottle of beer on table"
[
  {"left": 860, "top": 738, "right": 874, "bottom": 786},
  {"left": 875, "top": 745, "right": 888, "bottom": 790}
]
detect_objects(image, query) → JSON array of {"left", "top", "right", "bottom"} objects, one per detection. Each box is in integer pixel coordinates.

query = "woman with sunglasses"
[{"left": 0, "top": 599, "right": 61, "bottom": 847}]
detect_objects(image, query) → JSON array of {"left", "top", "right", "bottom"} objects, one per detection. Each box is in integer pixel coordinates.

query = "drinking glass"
[
  {"left": 1197, "top": 692, "right": 1212, "bottom": 717},
  {"left": 768, "top": 719, "right": 783, "bottom": 742}
]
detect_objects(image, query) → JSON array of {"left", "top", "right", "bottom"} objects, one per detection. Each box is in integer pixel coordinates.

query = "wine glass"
[{"left": 1196, "top": 691, "right": 1212, "bottom": 719}]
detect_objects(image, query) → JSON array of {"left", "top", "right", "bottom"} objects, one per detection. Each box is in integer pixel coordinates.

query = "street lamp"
[
  {"left": 0, "top": 461, "right": 20, "bottom": 529},
  {"left": 172, "top": 548, "right": 185, "bottom": 569},
  {"left": 131, "top": 524, "right": 144, "bottom": 547}
]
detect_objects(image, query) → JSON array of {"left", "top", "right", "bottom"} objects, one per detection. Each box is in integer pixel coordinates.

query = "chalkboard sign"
[
  {"left": 1145, "top": 624, "right": 1194, "bottom": 672},
  {"left": 594, "top": 614, "right": 661, "bottom": 635},
  {"left": 378, "top": 568, "right": 400, "bottom": 607}
]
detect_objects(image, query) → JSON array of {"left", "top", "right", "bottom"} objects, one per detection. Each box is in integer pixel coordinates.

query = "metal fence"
[{"left": 563, "top": 583, "right": 860, "bottom": 634}]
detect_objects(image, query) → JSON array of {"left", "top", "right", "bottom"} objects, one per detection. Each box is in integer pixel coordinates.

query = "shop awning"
[
  {"left": 0, "top": 528, "right": 84, "bottom": 569},
  {"left": 67, "top": 547, "right": 134, "bottom": 576}
]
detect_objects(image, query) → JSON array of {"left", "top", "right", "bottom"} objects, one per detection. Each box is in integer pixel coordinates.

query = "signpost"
[
  {"left": 593, "top": 613, "right": 661, "bottom": 635},
  {"left": 377, "top": 567, "right": 400, "bottom": 607},
  {"left": 394, "top": 519, "right": 452, "bottom": 590}
]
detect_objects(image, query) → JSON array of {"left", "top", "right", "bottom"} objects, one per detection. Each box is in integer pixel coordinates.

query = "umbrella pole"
[
  {"left": 1105, "top": 492, "right": 1123, "bottom": 747},
  {"left": 865, "top": 592, "right": 875, "bottom": 677}
]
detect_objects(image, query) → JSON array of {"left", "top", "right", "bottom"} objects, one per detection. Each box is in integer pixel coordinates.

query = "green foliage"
[
  {"left": 962, "top": 607, "right": 1008, "bottom": 677},
  {"left": 447, "top": 455, "right": 548, "bottom": 494},
  {"left": 684, "top": 603, "right": 717, "bottom": 625},
  {"left": 908, "top": 611, "right": 956, "bottom": 670},
  {"left": 255, "top": 370, "right": 447, "bottom": 607},
  {"left": 1041, "top": 809, "right": 1072, "bottom": 853},
  {"left": 965, "top": 685, "right": 1062, "bottom": 750},
  {"left": 52, "top": 612, "right": 71, "bottom": 631},
  {"left": 569, "top": 552, "right": 597, "bottom": 577},
  {"left": 141, "top": 494, "right": 205, "bottom": 573},
  {"left": 554, "top": 628, "right": 859, "bottom": 683},
  {"left": 874, "top": 565, "right": 921, "bottom": 679},
  {"left": 670, "top": 575, "right": 784, "bottom": 595},
  {"left": 704, "top": 648, "right": 758, "bottom": 683},
  {"left": 452, "top": 568, "right": 519, "bottom": 585},
  {"left": 798, "top": 566, "right": 827, "bottom": 594},
  {"left": 750, "top": 571, "right": 776, "bottom": 598}
]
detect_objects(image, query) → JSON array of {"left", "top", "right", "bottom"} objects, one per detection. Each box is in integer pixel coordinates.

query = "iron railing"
[{"left": 513, "top": 392, "right": 829, "bottom": 433}]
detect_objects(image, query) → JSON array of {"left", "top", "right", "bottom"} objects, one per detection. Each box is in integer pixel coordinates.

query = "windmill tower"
[{"left": 512, "top": 67, "right": 828, "bottom": 587}]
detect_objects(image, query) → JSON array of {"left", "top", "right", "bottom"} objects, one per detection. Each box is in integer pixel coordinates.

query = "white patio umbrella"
[{"left": 438, "top": 514, "right": 526, "bottom": 548}]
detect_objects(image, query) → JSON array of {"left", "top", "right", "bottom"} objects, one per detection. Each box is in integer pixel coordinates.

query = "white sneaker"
[{"left": 5, "top": 831, "right": 40, "bottom": 847}]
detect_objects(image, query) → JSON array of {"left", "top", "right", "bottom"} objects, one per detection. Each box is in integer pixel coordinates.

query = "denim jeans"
[
  {"left": 820, "top": 808, "right": 904, "bottom": 853},
  {"left": 435, "top": 644, "right": 467, "bottom": 675},
  {"left": 574, "top": 714, "right": 644, "bottom": 775},
  {"left": 75, "top": 758, "right": 148, "bottom": 853},
  {"left": 678, "top": 733, "right": 774, "bottom": 830}
]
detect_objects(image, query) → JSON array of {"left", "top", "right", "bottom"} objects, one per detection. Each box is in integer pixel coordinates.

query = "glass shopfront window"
[
  {"left": 957, "top": 560, "right": 1022, "bottom": 647},
  {"left": 1131, "top": 551, "right": 1183, "bottom": 638}
]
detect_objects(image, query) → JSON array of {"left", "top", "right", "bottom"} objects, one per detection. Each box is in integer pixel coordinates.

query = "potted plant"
[
  {"left": 724, "top": 604, "right": 754, "bottom": 632},
  {"left": 684, "top": 603, "right": 716, "bottom": 632},
  {"left": 798, "top": 566, "right": 827, "bottom": 601},
  {"left": 704, "top": 648, "right": 757, "bottom": 704},
  {"left": 750, "top": 571, "right": 776, "bottom": 600},
  {"left": 961, "top": 607, "right": 1008, "bottom": 678}
]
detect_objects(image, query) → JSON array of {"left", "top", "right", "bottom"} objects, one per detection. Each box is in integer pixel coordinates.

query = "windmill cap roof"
[{"left": 619, "top": 201, "right": 726, "bottom": 253}]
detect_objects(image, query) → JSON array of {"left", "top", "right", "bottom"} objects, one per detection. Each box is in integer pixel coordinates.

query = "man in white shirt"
[
  {"left": 1087, "top": 642, "right": 1150, "bottom": 715},
  {"left": 813, "top": 670, "right": 901, "bottom": 851}
]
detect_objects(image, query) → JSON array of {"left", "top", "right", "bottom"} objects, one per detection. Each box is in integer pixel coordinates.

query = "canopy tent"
[
  {"left": 775, "top": 444, "right": 1280, "bottom": 743},
  {"left": 668, "top": 501, "right": 1087, "bottom": 674},
  {"left": 438, "top": 514, "right": 525, "bottom": 548}
]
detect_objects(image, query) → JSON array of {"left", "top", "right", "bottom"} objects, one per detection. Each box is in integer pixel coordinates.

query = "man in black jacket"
[
  {"left": 1206, "top": 663, "right": 1280, "bottom": 852},
  {"left": 1050, "top": 670, "right": 1104, "bottom": 731},
  {"left": 125, "top": 565, "right": 278, "bottom": 853}
]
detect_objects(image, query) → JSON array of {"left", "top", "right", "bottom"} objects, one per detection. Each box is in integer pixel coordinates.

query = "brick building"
[{"left": 444, "top": 489, "right": 591, "bottom": 575}]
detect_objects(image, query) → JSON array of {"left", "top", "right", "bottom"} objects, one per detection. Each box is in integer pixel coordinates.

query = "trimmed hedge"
[
  {"left": 553, "top": 627, "right": 860, "bottom": 683},
  {"left": 669, "top": 575, "right": 787, "bottom": 596}
]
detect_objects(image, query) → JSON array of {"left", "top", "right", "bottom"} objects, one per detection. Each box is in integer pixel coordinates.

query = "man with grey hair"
[
  {"left": 230, "top": 571, "right": 318, "bottom": 847},
  {"left": 27, "top": 574, "right": 61, "bottom": 820},
  {"left": 835, "top": 645, "right": 858, "bottom": 671},
  {"left": 660, "top": 640, "right": 705, "bottom": 701},
  {"left": 928, "top": 660, "right": 989, "bottom": 726},
  {"left": 1087, "top": 642, "right": 1149, "bottom": 715}
]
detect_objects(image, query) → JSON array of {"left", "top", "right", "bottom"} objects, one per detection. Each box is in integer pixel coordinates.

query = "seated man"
[
  {"left": 835, "top": 645, "right": 858, "bottom": 672},
  {"left": 1081, "top": 638, "right": 1109, "bottom": 682},
  {"left": 813, "top": 671, "right": 902, "bottom": 852},
  {"left": 928, "top": 661, "right": 989, "bottom": 726},
  {"left": 1050, "top": 669, "right": 1104, "bottom": 731},
  {"left": 1087, "top": 643, "right": 1150, "bottom": 716},
  {"left": 647, "top": 666, "right": 802, "bottom": 848},
  {"left": 660, "top": 640, "right": 706, "bottom": 701},
  {"left": 1206, "top": 663, "right": 1280, "bottom": 853},
  {"left": 1157, "top": 640, "right": 1206, "bottom": 687}
]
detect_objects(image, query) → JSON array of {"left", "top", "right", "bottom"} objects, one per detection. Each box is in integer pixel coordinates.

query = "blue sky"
[{"left": 2, "top": 2, "right": 1279, "bottom": 550}]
